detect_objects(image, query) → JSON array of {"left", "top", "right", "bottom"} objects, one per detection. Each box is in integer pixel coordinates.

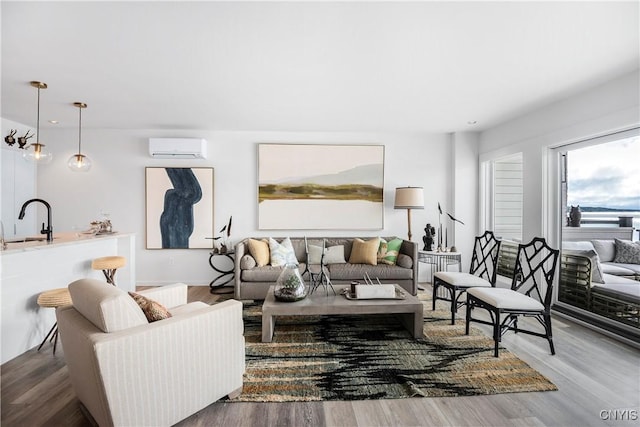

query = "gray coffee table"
[{"left": 261, "top": 285, "right": 424, "bottom": 342}]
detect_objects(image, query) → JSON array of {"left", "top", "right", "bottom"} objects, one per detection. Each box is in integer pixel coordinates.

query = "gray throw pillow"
[
  {"left": 240, "top": 254, "right": 257, "bottom": 269},
  {"left": 396, "top": 253, "right": 413, "bottom": 269},
  {"left": 613, "top": 239, "right": 640, "bottom": 264},
  {"left": 591, "top": 239, "right": 616, "bottom": 262}
]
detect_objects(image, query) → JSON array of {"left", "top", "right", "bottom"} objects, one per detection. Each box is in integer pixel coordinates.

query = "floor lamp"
[{"left": 394, "top": 187, "right": 424, "bottom": 241}]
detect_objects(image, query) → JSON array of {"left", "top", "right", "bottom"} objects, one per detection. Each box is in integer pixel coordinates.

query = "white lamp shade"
[{"left": 394, "top": 187, "right": 424, "bottom": 209}]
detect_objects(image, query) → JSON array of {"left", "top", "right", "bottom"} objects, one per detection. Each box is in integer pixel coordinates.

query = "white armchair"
[{"left": 56, "top": 278, "right": 245, "bottom": 427}]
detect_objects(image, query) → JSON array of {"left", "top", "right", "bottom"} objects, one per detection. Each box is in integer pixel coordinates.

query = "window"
[{"left": 482, "top": 153, "right": 523, "bottom": 242}]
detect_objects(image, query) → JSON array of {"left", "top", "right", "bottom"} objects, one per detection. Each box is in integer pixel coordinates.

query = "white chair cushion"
[
  {"left": 467, "top": 287, "right": 545, "bottom": 311},
  {"left": 69, "top": 278, "right": 147, "bottom": 333},
  {"left": 434, "top": 272, "right": 492, "bottom": 288}
]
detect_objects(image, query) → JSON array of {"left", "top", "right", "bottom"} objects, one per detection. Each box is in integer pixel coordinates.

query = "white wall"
[
  {"left": 32, "top": 129, "right": 467, "bottom": 285},
  {"left": 451, "top": 132, "right": 479, "bottom": 269},
  {"left": 0, "top": 118, "right": 37, "bottom": 237},
  {"left": 478, "top": 70, "right": 640, "bottom": 244}
]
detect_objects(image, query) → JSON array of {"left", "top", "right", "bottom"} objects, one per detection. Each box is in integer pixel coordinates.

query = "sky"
[
  {"left": 567, "top": 135, "right": 640, "bottom": 211},
  {"left": 258, "top": 144, "right": 384, "bottom": 183}
]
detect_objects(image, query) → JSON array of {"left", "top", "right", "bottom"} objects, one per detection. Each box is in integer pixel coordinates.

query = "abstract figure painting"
[
  {"left": 146, "top": 167, "right": 214, "bottom": 249},
  {"left": 258, "top": 144, "right": 384, "bottom": 230}
]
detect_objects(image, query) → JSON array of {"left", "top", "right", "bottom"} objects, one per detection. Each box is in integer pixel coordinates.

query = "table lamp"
[{"left": 394, "top": 187, "right": 424, "bottom": 241}]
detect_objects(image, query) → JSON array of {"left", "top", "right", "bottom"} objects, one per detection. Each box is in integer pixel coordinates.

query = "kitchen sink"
[{"left": 5, "top": 236, "right": 56, "bottom": 243}]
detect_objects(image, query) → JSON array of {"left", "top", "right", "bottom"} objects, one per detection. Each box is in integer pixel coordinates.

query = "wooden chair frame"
[
  {"left": 465, "top": 237, "right": 560, "bottom": 357},
  {"left": 432, "top": 230, "right": 501, "bottom": 324}
]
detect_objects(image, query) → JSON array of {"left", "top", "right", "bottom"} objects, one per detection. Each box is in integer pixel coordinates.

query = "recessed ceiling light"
[
  {"left": 467, "top": 120, "right": 477, "bottom": 125},
  {"left": 48, "top": 120, "right": 59, "bottom": 124}
]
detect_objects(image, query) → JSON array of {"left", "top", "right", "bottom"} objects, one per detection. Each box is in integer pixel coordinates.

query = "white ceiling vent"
[{"left": 148, "top": 138, "right": 207, "bottom": 159}]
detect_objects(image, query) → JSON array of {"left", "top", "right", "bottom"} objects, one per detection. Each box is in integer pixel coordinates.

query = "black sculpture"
[
  {"left": 160, "top": 168, "right": 202, "bottom": 248},
  {"left": 423, "top": 223, "right": 436, "bottom": 251}
]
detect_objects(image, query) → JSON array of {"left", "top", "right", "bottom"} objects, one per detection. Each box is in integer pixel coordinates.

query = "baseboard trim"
[{"left": 552, "top": 305, "right": 640, "bottom": 349}]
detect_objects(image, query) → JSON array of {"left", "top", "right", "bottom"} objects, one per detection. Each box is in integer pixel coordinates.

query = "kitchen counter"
[
  {"left": 1, "top": 231, "right": 135, "bottom": 363},
  {"left": 2, "top": 231, "right": 126, "bottom": 253}
]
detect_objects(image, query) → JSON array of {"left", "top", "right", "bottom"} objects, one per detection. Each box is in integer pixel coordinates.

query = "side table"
[
  {"left": 418, "top": 250, "right": 462, "bottom": 284},
  {"left": 208, "top": 250, "right": 235, "bottom": 294}
]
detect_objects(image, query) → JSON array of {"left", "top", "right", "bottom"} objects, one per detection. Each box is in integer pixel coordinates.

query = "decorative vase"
[
  {"left": 569, "top": 205, "right": 582, "bottom": 227},
  {"left": 274, "top": 264, "right": 307, "bottom": 302}
]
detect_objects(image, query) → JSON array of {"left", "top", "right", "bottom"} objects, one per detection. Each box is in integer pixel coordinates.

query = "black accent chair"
[
  {"left": 465, "top": 237, "right": 560, "bottom": 357},
  {"left": 432, "top": 230, "right": 502, "bottom": 324}
]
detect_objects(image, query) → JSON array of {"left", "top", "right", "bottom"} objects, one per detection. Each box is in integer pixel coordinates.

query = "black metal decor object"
[
  {"left": 4, "top": 129, "right": 17, "bottom": 146},
  {"left": 208, "top": 250, "right": 235, "bottom": 294},
  {"left": 17, "top": 130, "right": 34, "bottom": 149}
]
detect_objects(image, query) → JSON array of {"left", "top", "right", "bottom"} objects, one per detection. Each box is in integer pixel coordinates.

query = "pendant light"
[
  {"left": 67, "top": 102, "right": 92, "bottom": 172},
  {"left": 23, "top": 81, "right": 53, "bottom": 164}
]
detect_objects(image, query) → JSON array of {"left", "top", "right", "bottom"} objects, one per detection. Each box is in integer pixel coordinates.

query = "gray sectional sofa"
[
  {"left": 560, "top": 239, "right": 640, "bottom": 328},
  {"left": 234, "top": 237, "right": 418, "bottom": 300}
]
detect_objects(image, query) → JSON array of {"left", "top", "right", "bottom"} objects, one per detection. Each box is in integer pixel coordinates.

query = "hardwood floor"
[{"left": 2, "top": 285, "right": 639, "bottom": 427}]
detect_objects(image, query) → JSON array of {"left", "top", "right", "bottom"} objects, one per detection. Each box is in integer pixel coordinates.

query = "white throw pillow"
[
  {"left": 590, "top": 240, "right": 616, "bottom": 263},
  {"left": 269, "top": 237, "right": 298, "bottom": 267},
  {"left": 325, "top": 245, "right": 346, "bottom": 264},
  {"left": 307, "top": 244, "right": 324, "bottom": 264},
  {"left": 308, "top": 244, "right": 346, "bottom": 264}
]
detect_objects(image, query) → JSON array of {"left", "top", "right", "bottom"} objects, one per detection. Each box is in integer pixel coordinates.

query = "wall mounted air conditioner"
[{"left": 148, "top": 138, "right": 208, "bottom": 159}]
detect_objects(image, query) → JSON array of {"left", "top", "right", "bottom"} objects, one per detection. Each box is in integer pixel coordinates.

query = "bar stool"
[
  {"left": 37, "top": 288, "right": 72, "bottom": 354},
  {"left": 91, "top": 256, "right": 126, "bottom": 286}
]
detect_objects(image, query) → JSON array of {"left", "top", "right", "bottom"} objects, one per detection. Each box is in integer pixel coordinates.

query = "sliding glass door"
[{"left": 554, "top": 128, "right": 640, "bottom": 339}]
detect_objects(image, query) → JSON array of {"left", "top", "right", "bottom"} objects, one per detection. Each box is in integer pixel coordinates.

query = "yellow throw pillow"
[
  {"left": 349, "top": 237, "right": 380, "bottom": 265},
  {"left": 248, "top": 238, "right": 270, "bottom": 266}
]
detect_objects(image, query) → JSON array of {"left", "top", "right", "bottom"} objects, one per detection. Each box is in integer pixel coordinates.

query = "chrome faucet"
[{"left": 18, "top": 198, "right": 53, "bottom": 242}]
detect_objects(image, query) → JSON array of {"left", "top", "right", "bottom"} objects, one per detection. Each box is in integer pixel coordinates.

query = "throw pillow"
[
  {"left": 248, "top": 238, "right": 270, "bottom": 267},
  {"left": 381, "top": 238, "right": 403, "bottom": 265},
  {"left": 128, "top": 292, "right": 172, "bottom": 323},
  {"left": 590, "top": 240, "right": 616, "bottom": 263},
  {"left": 308, "top": 244, "right": 346, "bottom": 264},
  {"left": 613, "top": 239, "right": 640, "bottom": 264},
  {"left": 562, "top": 249, "right": 605, "bottom": 284},
  {"left": 396, "top": 253, "right": 413, "bottom": 269},
  {"left": 377, "top": 238, "right": 388, "bottom": 263},
  {"left": 349, "top": 237, "right": 380, "bottom": 265},
  {"left": 307, "top": 244, "right": 324, "bottom": 265},
  {"left": 240, "top": 254, "right": 257, "bottom": 269},
  {"left": 325, "top": 245, "right": 346, "bottom": 264},
  {"left": 269, "top": 237, "right": 299, "bottom": 267}
]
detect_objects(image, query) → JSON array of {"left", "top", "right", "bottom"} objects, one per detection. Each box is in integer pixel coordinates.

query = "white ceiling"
[{"left": 2, "top": 1, "right": 638, "bottom": 133}]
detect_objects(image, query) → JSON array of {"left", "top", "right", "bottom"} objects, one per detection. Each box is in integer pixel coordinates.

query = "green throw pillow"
[
  {"left": 381, "top": 238, "right": 403, "bottom": 265},
  {"left": 377, "top": 238, "right": 388, "bottom": 263}
]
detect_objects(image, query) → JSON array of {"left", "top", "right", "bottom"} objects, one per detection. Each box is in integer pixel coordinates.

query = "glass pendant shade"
[
  {"left": 23, "top": 142, "right": 53, "bottom": 163},
  {"left": 24, "top": 81, "right": 53, "bottom": 164},
  {"left": 68, "top": 153, "right": 92, "bottom": 172},
  {"left": 68, "top": 102, "right": 91, "bottom": 172}
]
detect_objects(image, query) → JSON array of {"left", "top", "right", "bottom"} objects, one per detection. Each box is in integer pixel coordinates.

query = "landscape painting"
[
  {"left": 146, "top": 167, "right": 214, "bottom": 249},
  {"left": 258, "top": 144, "right": 384, "bottom": 229}
]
